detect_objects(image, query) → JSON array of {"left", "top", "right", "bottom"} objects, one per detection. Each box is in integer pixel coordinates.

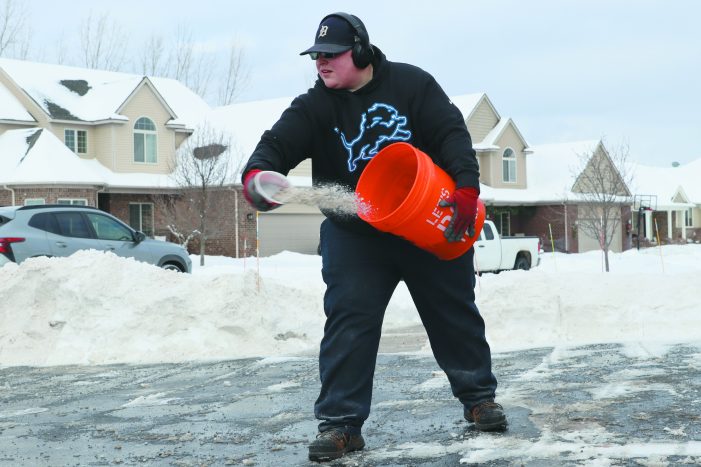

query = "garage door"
[
  {"left": 258, "top": 212, "right": 325, "bottom": 256},
  {"left": 578, "top": 222, "right": 622, "bottom": 253}
]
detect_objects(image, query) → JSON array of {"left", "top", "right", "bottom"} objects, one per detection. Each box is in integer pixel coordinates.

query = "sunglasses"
[{"left": 309, "top": 51, "right": 340, "bottom": 60}]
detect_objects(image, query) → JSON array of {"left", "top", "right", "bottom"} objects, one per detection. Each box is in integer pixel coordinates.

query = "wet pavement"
[{"left": 1, "top": 331, "right": 700, "bottom": 466}]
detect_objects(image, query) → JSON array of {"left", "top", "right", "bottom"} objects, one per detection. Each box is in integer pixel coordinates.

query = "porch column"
[
  {"left": 645, "top": 210, "right": 653, "bottom": 241},
  {"left": 667, "top": 210, "right": 673, "bottom": 240},
  {"left": 682, "top": 209, "right": 688, "bottom": 240}
]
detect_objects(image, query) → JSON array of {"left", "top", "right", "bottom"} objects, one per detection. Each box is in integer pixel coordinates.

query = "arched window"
[
  {"left": 502, "top": 148, "right": 516, "bottom": 183},
  {"left": 134, "top": 117, "right": 157, "bottom": 163}
]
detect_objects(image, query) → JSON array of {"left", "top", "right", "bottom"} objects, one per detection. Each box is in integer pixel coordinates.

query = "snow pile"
[
  {"left": 1, "top": 245, "right": 700, "bottom": 367},
  {"left": 0, "top": 251, "right": 327, "bottom": 366}
]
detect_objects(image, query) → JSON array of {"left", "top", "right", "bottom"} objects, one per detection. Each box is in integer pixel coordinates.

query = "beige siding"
[
  {"left": 489, "top": 125, "right": 528, "bottom": 189},
  {"left": 466, "top": 101, "right": 499, "bottom": 143},
  {"left": 46, "top": 122, "right": 94, "bottom": 159},
  {"left": 92, "top": 124, "right": 117, "bottom": 169},
  {"left": 477, "top": 151, "right": 494, "bottom": 186},
  {"left": 174, "top": 132, "right": 189, "bottom": 150},
  {"left": 672, "top": 192, "right": 687, "bottom": 203},
  {"left": 115, "top": 83, "right": 176, "bottom": 173},
  {"left": 478, "top": 124, "right": 528, "bottom": 189},
  {"left": 288, "top": 159, "right": 312, "bottom": 178}
]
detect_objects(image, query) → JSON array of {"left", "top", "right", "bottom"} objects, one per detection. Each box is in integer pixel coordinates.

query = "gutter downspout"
[
  {"left": 3, "top": 185, "right": 16, "bottom": 206},
  {"left": 564, "top": 202, "right": 569, "bottom": 252},
  {"left": 234, "top": 188, "right": 240, "bottom": 258},
  {"left": 95, "top": 185, "right": 106, "bottom": 208}
]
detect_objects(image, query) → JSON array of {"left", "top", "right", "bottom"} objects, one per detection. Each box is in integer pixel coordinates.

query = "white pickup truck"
[{"left": 474, "top": 220, "right": 541, "bottom": 273}]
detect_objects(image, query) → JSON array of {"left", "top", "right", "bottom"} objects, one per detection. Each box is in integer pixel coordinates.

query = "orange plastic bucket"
[{"left": 355, "top": 142, "right": 485, "bottom": 260}]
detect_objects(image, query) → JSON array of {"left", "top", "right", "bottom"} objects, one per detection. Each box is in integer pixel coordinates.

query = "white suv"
[{"left": 0, "top": 205, "right": 192, "bottom": 273}]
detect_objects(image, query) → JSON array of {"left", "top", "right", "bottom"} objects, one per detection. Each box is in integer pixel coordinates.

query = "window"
[
  {"left": 482, "top": 223, "right": 495, "bottom": 240},
  {"left": 129, "top": 203, "right": 154, "bottom": 237},
  {"left": 85, "top": 213, "right": 133, "bottom": 241},
  {"left": 57, "top": 199, "right": 88, "bottom": 206},
  {"left": 685, "top": 208, "right": 693, "bottom": 227},
  {"left": 133, "top": 117, "right": 157, "bottom": 163},
  {"left": 502, "top": 148, "right": 516, "bottom": 183},
  {"left": 499, "top": 212, "right": 511, "bottom": 236},
  {"left": 29, "top": 213, "right": 61, "bottom": 235},
  {"left": 54, "top": 212, "right": 92, "bottom": 238},
  {"left": 64, "top": 129, "right": 87, "bottom": 154},
  {"left": 24, "top": 198, "right": 45, "bottom": 206}
]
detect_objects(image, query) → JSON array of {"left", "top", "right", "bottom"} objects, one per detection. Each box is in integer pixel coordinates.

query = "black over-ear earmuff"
[{"left": 324, "top": 12, "right": 374, "bottom": 68}]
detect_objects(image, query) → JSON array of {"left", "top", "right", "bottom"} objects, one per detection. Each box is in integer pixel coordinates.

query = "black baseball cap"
[{"left": 300, "top": 15, "right": 356, "bottom": 56}]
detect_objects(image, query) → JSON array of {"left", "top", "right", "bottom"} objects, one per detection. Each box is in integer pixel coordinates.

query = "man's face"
[{"left": 316, "top": 50, "right": 363, "bottom": 90}]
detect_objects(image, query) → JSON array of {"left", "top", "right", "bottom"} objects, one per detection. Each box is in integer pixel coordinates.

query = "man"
[{"left": 241, "top": 12, "right": 506, "bottom": 462}]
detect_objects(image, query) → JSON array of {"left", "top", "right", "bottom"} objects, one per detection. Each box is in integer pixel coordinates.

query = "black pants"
[{"left": 315, "top": 219, "right": 497, "bottom": 433}]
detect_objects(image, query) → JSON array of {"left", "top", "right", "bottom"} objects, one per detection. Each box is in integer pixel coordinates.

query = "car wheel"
[
  {"left": 514, "top": 256, "right": 530, "bottom": 271},
  {"left": 161, "top": 262, "right": 184, "bottom": 272}
]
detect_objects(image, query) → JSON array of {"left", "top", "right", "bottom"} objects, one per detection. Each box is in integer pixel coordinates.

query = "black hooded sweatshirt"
[{"left": 242, "top": 47, "right": 480, "bottom": 235}]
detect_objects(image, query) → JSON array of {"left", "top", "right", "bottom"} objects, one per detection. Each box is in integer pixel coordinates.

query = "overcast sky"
[{"left": 18, "top": 0, "right": 701, "bottom": 167}]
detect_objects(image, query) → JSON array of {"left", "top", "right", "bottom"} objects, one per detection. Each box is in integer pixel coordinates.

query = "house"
[
  {"left": 454, "top": 94, "right": 632, "bottom": 253},
  {"left": 0, "top": 57, "right": 257, "bottom": 257},
  {"left": 631, "top": 161, "right": 701, "bottom": 244},
  {"left": 1, "top": 57, "right": 679, "bottom": 258}
]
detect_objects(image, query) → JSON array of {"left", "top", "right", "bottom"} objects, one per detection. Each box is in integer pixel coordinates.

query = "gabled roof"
[
  {"left": 631, "top": 161, "right": 701, "bottom": 208},
  {"left": 475, "top": 117, "right": 530, "bottom": 151},
  {"left": 0, "top": 58, "right": 210, "bottom": 129},
  {"left": 0, "top": 82, "right": 35, "bottom": 123},
  {"left": 480, "top": 140, "right": 603, "bottom": 205},
  {"left": 0, "top": 128, "right": 104, "bottom": 185},
  {"left": 450, "top": 93, "right": 499, "bottom": 122}
]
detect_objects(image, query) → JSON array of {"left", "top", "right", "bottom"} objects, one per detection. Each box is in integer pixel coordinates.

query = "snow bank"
[{"left": 1, "top": 245, "right": 700, "bottom": 367}]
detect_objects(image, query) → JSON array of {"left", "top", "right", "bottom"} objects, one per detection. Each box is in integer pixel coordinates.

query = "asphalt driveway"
[{"left": 1, "top": 331, "right": 699, "bottom": 466}]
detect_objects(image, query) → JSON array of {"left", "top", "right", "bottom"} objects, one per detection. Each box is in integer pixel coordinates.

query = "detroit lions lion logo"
[{"left": 335, "top": 103, "right": 412, "bottom": 172}]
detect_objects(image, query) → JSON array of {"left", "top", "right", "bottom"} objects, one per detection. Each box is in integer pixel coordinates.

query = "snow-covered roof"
[
  {"left": 0, "top": 83, "right": 35, "bottom": 122},
  {"left": 0, "top": 127, "right": 180, "bottom": 190},
  {"left": 0, "top": 128, "right": 104, "bottom": 185},
  {"left": 142, "top": 77, "right": 211, "bottom": 129},
  {"left": 0, "top": 58, "right": 209, "bottom": 128},
  {"left": 205, "top": 96, "right": 295, "bottom": 179},
  {"left": 480, "top": 140, "right": 602, "bottom": 204},
  {"left": 84, "top": 159, "right": 177, "bottom": 191},
  {"left": 678, "top": 159, "right": 701, "bottom": 203},
  {"left": 631, "top": 160, "right": 701, "bottom": 209},
  {"left": 450, "top": 93, "right": 493, "bottom": 121}
]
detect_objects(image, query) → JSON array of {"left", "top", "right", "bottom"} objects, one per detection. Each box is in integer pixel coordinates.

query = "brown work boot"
[
  {"left": 308, "top": 428, "right": 365, "bottom": 462},
  {"left": 465, "top": 400, "right": 508, "bottom": 431}
]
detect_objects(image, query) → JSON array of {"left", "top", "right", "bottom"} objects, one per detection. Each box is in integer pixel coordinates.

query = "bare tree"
[
  {"left": 9, "top": 22, "right": 30, "bottom": 59},
  {"left": 50, "top": 30, "right": 70, "bottom": 65},
  {"left": 152, "top": 193, "right": 201, "bottom": 251},
  {"left": 217, "top": 40, "right": 250, "bottom": 105},
  {"left": 184, "top": 51, "right": 216, "bottom": 99},
  {"left": 0, "top": 0, "right": 27, "bottom": 57},
  {"left": 572, "top": 140, "right": 634, "bottom": 271},
  {"left": 170, "top": 123, "right": 234, "bottom": 266},
  {"left": 139, "top": 34, "right": 169, "bottom": 76},
  {"left": 169, "top": 24, "right": 194, "bottom": 82},
  {"left": 79, "top": 11, "right": 128, "bottom": 71}
]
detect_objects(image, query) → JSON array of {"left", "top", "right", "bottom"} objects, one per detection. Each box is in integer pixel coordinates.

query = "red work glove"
[
  {"left": 438, "top": 187, "right": 479, "bottom": 242},
  {"left": 243, "top": 169, "right": 276, "bottom": 212}
]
